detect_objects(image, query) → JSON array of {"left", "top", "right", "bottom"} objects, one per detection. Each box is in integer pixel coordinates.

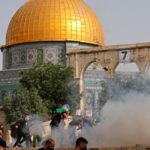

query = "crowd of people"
[
  {"left": 0, "top": 130, "right": 88, "bottom": 150},
  {"left": 0, "top": 104, "right": 90, "bottom": 149}
]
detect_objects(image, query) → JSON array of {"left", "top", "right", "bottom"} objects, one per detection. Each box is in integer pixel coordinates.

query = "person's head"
[
  {"left": 75, "top": 137, "right": 88, "bottom": 150},
  {"left": 44, "top": 138, "right": 55, "bottom": 150}
]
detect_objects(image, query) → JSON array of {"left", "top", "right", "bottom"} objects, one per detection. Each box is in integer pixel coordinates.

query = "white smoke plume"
[
  {"left": 80, "top": 74, "right": 150, "bottom": 147},
  {"left": 82, "top": 92, "right": 150, "bottom": 147}
]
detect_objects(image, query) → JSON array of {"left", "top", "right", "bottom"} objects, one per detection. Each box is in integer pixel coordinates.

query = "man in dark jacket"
[
  {"left": 50, "top": 113, "right": 62, "bottom": 128},
  {"left": 13, "top": 115, "right": 31, "bottom": 147}
]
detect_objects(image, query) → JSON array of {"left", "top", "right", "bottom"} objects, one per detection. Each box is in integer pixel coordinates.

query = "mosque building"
[{"left": 0, "top": 0, "right": 105, "bottom": 124}]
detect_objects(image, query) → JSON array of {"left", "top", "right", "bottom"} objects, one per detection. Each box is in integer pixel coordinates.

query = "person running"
[{"left": 13, "top": 115, "right": 31, "bottom": 147}]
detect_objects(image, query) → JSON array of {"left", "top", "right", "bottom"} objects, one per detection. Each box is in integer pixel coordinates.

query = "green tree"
[
  {"left": 20, "top": 62, "right": 80, "bottom": 113},
  {"left": 3, "top": 88, "right": 48, "bottom": 124}
]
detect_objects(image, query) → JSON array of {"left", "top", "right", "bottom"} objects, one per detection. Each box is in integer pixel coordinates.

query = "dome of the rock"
[{"left": 6, "top": 0, "right": 104, "bottom": 46}]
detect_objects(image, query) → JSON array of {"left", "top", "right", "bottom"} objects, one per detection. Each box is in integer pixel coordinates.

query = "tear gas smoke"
[
  {"left": 81, "top": 74, "right": 150, "bottom": 147},
  {"left": 82, "top": 92, "right": 150, "bottom": 147},
  {"left": 14, "top": 74, "right": 150, "bottom": 148},
  {"left": 48, "top": 74, "right": 150, "bottom": 147},
  {"left": 28, "top": 115, "right": 51, "bottom": 140}
]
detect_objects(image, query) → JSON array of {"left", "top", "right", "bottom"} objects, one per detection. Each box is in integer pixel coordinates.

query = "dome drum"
[{"left": 3, "top": 41, "right": 98, "bottom": 70}]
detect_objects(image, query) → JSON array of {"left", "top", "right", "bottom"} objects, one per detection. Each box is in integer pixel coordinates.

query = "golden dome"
[{"left": 6, "top": 0, "right": 104, "bottom": 46}]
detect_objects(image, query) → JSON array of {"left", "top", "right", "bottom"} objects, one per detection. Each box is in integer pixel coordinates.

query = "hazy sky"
[{"left": 1, "top": 0, "right": 150, "bottom": 70}]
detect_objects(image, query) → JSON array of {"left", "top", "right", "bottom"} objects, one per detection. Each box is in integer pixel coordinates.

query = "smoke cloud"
[
  {"left": 81, "top": 74, "right": 150, "bottom": 147},
  {"left": 14, "top": 74, "right": 150, "bottom": 148},
  {"left": 82, "top": 92, "right": 150, "bottom": 147}
]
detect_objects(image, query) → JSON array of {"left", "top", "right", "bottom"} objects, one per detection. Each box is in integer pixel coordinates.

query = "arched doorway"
[
  {"left": 115, "top": 62, "right": 140, "bottom": 81},
  {"left": 83, "top": 62, "right": 107, "bottom": 117},
  {"left": 114, "top": 62, "right": 140, "bottom": 85},
  {"left": 111, "top": 62, "right": 140, "bottom": 101},
  {"left": 116, "top": 63, "right": 139, "bottom": 73}
]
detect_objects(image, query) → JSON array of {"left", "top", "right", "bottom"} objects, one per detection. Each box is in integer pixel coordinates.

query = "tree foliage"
[
  {"left": 3, "top": 88, "right": 48, "bottom": 124},
  {"left": 3, "top": 62, "right": 80, "bottom": 123},
  {"left": 19, "top": 62, "right": 80, "bottom": 112}
]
